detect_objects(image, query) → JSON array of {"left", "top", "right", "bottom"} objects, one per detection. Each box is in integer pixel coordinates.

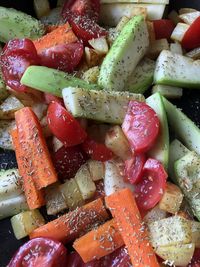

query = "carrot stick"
[
  {"left": 15, "top": 107, "right": 57, "bottom": 189},
  {"left": 73, "top": 219, "right": 124, "bottom": 263},
  {"left": 11, "top": 129, "right": 45, "bottom": 210},
  {"left": 30, "top": 198, "right": 109, "bottom": 243},
  {"left": 105, "top": 189, "right": 160, "bottom": 267},
  {"left": 34, "top": 22, "right": 78, "bottom": 53}
]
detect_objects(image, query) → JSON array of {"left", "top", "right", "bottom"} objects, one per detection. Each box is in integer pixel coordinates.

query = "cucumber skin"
[
  {"left": 21, "top": 66, "right": 101, "bottom": 97},
  {"left": 0, "top": 7, "right": 44, "bottom": 42}
]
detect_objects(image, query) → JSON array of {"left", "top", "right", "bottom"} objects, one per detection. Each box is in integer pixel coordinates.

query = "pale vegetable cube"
[
  {"left": 105, "top": 125, "right": 132, "bottom": 161},
  {"left": 60, "top": 178, "right": 84, "bottom": 210},
  {"left": 0, "top": 96, "right": 24, "bottom": 119},
  {"left": 87, "top": 160, "right": 105, "bottom": 181},
  {"left": 148, "top": 39, "right": 169, "bottom": 59},
  {"left": 34, "top": 0, "right": 50, "bottom": 19},
  {"left": 159, "top": 182, "right": 184, "bottom": 214},
  {"left": 170, "top": 42, "right": 183, "bottom": 55},
  {"left": 186, "top": 47, "right": 200, "bottom": 60},
  {"left": 82, "top": 66, "right": 100, "bottom": 84},
  {"left": 88, "top": 37, "right": 109, "bottom": 55},
  {"left": 11, "top": 209, "right": 45, "bottom": 239},
  {"left": 143, "top": 205, "right": 167, "bottom": 224},
  {"left": 148, "top": 216, "right": 192, "bottom": 248},
  {"left": 155, "top": 243, "right": 195, "bottom": 266},
  {"left": 0, "top": 120, "right": 16, "bottom": 150},
  {"left": 85, "top": 47, "right": 103, "bottom": 68},
  {"left": 52, "top": 136, "right": 63, "bottom": 152},
  {"left": 191, "top": 220, "right": 200, "bottom": 248},
  {"left": 32, "top": 102, "right": 47, "bottom": 120},
  {"left": 75, "top": 164, "right": 96, "bottom": 200}
]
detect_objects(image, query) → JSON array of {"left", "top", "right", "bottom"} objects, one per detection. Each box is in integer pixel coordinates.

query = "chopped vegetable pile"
[{"left": 1, "top": 1, "right": 200, "bottom": 267}]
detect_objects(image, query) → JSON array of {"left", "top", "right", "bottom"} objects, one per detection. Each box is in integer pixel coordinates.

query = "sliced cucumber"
[
  {"left": 154, "top": 50, "right": 200, "bottom": 88},
  {"left": 168, "top": 139, "right": 189, "bottom": 183},
  {"left": 162, "top": 97, "right": 200, "bottom": 154},
  {"left": 146, "top": 93, "right": 169, "bottom": 170},
  {"left": 21, "top": 66, "right": 101, "bottom": 97},
  {"left": 126, "top": 58, "right": 155, "bottom": 94},
  {"left": 98, "top": 15, "right": 149, "bottom": 91},
  {"left": 0, "top": 7, "right": 44, "bottom": 42},
  {"left": 62, "top": 87, "right": 145, "bottom": 124},
  {"left": 0, "top": 120, "right": 16, "bottom": 150},
  {"left": 0, "top": 169, "right": 22, "bottom": 201},
  {"left": 152, "top": 85, "right": 183, "bottom": 99},
  {"left": 0, "top": 194, "right": 28, "bottom": 220}
]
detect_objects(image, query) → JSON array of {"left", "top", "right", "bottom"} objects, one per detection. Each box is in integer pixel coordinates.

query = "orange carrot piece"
[
  {"left": 30, "top": 198, "right": 109, "bottom": 243},
  {"left": 105, "top": 189, "right": 160, "bottom": 267},
  {"left": 73, "top": 219, "right": 124, "bottom": 263},
  {"left": 15, "top": 107, "right": 57, "bottom": 189},
  {"left": 34, "top": 22, "right": 78, "bottom": 53},
  {"left": 11, "top": 129, "right": 45, "bottom": 210}
]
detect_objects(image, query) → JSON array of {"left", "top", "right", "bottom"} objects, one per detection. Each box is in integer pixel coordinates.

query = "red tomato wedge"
[
  {"left": 124, "top": 154, "right": 146, "bottom": 184},
  {"left": 47, "top": 102, "right": 87, "bottom": 147},
  {"left": 82, "top": 138, "right": 113, "bottom": 162},
  {"left": 8, "top": 238, "right": 68, "bottom": 267},
  {"left": 39, "top": 43, "right": 84, "bottom": 73},
  {"left": 135, "top": 158, "right": 167, "bottom": 211},
  {"left": 188, "top": 248, "right": 200, "bottom": 267},
  {"left": 153, "top": 19, "right": 175, "bottom": 41},
  {"left": 53, "top": 145, "right": 87, "bottom": 180},
  {"left": 122, "top": 101, "right": 160, "bottom": 154},
  {"left": 44, "top": 93, "right": 64, "bottom": 105},
  {"left": 182, "top": 16, "right": 200, "bottom": 51},
  {"left": 0, "top": 39, "right": 40, "bottom": 92}
]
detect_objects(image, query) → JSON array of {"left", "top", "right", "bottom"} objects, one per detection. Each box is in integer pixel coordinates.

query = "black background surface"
[{"left": 1, "top": 0, "right": 200, "bottom": 266}]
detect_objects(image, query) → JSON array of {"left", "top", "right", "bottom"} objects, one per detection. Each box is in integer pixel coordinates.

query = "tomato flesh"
[
  {"left": 124, "top": 154, "right": 146, "bottom": 184},
  {"left": 82, "top": 138, "right": 113, "bottom": 162},
  {"left": 44, "top": 93, "right": 64, "bottom": 105},
  {"left": 135, "top": 158, "right": 167, "bottom": 211},
  {"left": 153, "top": 19, "right": 175, "bottom": 41},
  {"left": 39, "top": 43, "right": 84, "bottom": 73},
  {"left": 47, "top": 102, "right": 87, "bottom": 147},
  {"left": 0, "top": 39, "right": 40, "bottom": 92},
  {"left": 53, "top": 145, "right": 87, "bottom": 180},
  {"left": 122, "top": 101, "right": 160, "bottom": 154},
  {"left": 182, "top": 16, "right": 200, "bottom": 51},
  {"left": 8, "top": 237, "right": 68, "bottom": 267}
]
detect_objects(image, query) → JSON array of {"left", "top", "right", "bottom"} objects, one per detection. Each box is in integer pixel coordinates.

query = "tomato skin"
[
  {"left": 182, "top": 17, "right": 200, "bottom": 51},
  {"left": 188, "top": 248, "right": 200, "bottom": 267},
  {"left": 47, "top": 102, "right": 87, "bottom": 147},
  {"left": 153, "top": 19, "right": 175, "bottom": 41},
  {"left": 8, "top": 237, "right": 68, "bottom": 267},
  {"left": 44, "top": 93, "right": 64, "bottom": 105},
  {"left": 39, "top": 43, "right": 84, "bottom": 73},
  {"left": 82, "top": 138, "right": 113, "bottom": 162},
  {"left": 53, "top": 145, "right": 88, "bottom": 180},
  {"left": 124, "top": 154, "right": 146, "bottom": 184},
  {"left": 135, "top": 158, "right": 167, "bottom": 211},
  {"left": 122, "top": 101, "right": 160, "bottom": 154},
  {"left": 0, "top": 39, "right": 40, "bottom": 92}
]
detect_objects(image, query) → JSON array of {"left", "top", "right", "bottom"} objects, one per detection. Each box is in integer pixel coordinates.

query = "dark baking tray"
[{"left": 1, "top": 0, "right": 200, "bottom": 266}]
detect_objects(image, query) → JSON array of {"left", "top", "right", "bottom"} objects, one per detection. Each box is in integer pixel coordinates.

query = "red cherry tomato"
[
  {"left": 8, "top": 237, "right": 68, "bottom": 267},
  {"left": 124, "top": 154, "right": 146, "bottom": 184},
  {"left": 39, "top": 43, "right": 84, "bottom": 73},
  {"left": 188, "top": 248, "right": 200, "bottom": 267},
  {"left": 53, "top": 145, "right": 87, "bottom": 180},
  {"left": 153, "top": 19, "right": 175, "bottom": 41},
  {"left": 82, "top": 138, "right": 113, "bottom": 162},
  {"left": 44, "top": 93, "right": 64, "bottom": 105},
  {"left": 62, "top": 0, "right": 100, "bottom": 22},
  {"left": 122, "top": 101, "right": 160, "bottom": 154},
  {"left": 182, "top": 16, "right": 200, "bottom": 51},
  {"left": 0, "top": 39, "right": 40, "bottom": 92},
  {"left": 47, "top": 102, "right": 87, "bottom": 146},
  {"left": 135, "top": 158, "right": 167, "bottom": 211}
]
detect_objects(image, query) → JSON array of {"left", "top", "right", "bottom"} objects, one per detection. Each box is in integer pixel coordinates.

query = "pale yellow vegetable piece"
[
  {"left": 82, "top": 66, "right": 100, "bottom": 84},
  {"left": 88, "top": 160, "right": 105, "bottom": 182},
  {"left": 88, "top": 37, "right": 109, "bottom": 55},
  {"left": 191, "top": 220, "right": 200, "bottom": 248},
  {"left": 143, "top": 205, "right": 167, "bottom": 224},
  {"left": 0, "top": 96, "right": 24, "bottom": 119},
  {"left": 0, "top": 120, "right": 16, "bottom": 150},
  {"left": 148, "top": 39, "right": 169, "bottom": 59}
]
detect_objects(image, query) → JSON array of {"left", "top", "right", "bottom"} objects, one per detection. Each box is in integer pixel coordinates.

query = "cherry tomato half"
[
  {"left": 82, "top": 137, "right": 113, "bottom": 162},
  {"left": 39, "top": 43, "right": 84, "bottom": 73},
  {"left": 153, "top": 19, "right": 175, "bottom": 41},
  {"left": 47, "top": 102, "right": 87, "bottom": 147},
  {"left": 135, "top": 158, "right": 167, "bottom": 211},
  {"left": 53, "top": 145, "right": 87, "bottom": 180},
  {"left": 122, "top": 101, "right": 160, "bottom": 154},
  {"left": 124, "top": 154, "right": 146, "bottom": 184},
  {"left": 0, "top": 39, "right": 40, "bottom": 92},
  {"left": 8, "top": 237, "right": 68, "bottom": 267},
  {"left": 182, "top": 16, "right": 200, "bottom": 51}
]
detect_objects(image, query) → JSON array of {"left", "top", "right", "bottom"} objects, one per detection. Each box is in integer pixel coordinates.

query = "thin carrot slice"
[
  {"left": 73, "top": 219, "right": 124, "bottom": 263},
  {"left": 105, "top": 188, "right": 160, "bottom": 267},
  {"left": 30, "top": 198, "right": 109, "bottom": 243},
  {"left": 15, "top": 107, "right": 57, "bottom": 189},
  {"left": 34, "top": 22, "right": 78, "bottom": 53},
  {"left": 10, "top": 129, "right": 45, "bottom": 210}
]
